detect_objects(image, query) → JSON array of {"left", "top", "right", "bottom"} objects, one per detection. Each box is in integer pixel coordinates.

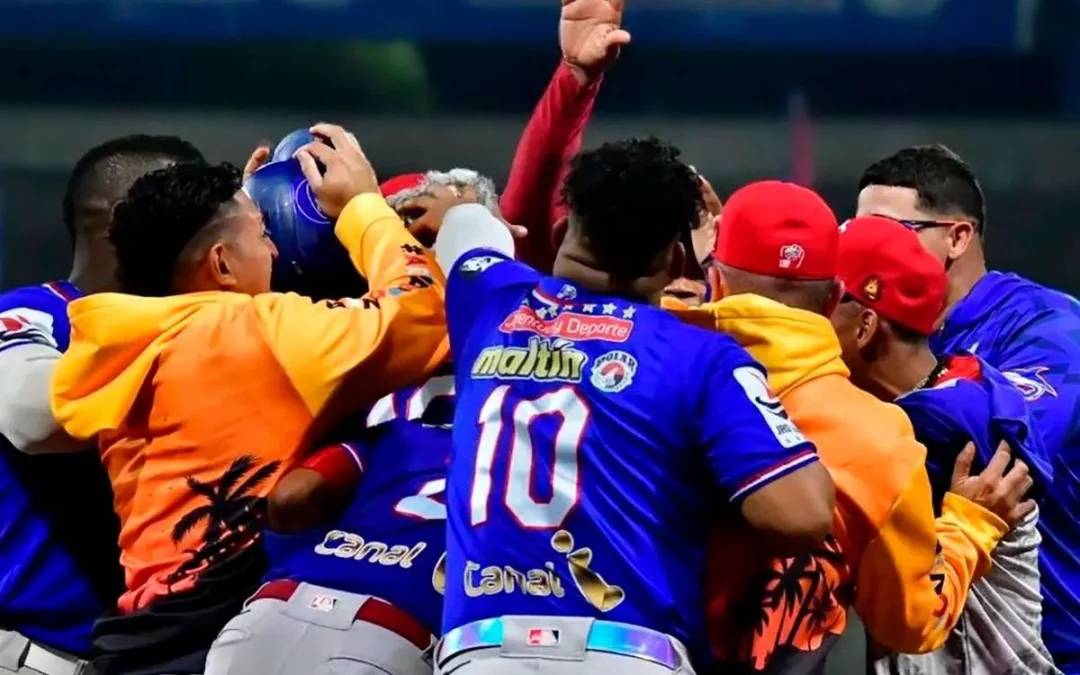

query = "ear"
[
  {"left": 550, "top": 216, "right": 570, "bottom": 251},
  {"left": 823, "top": 279, "right": 845, "bottom": 318},
  {"left": 668, "top": 240, "right": 687, "bottom": 283},
  {"left": 706, "top": 265, "right": 726, "bottom": 302},
  {"left": 947, "top": 221, "right": 977, "bottom": 261},
  {"left": 855, "top": 307, "right": 880, "bottom": 351},
  {"left": 206, "top": 242, "right": 239, "bottom": 291}
]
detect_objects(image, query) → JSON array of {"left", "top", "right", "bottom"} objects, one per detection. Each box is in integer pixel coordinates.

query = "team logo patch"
[
  {"left": 459, "top": 255, "right": 503, "bottom": 274},
  {"left": 526, "top": 628, "right": 561, "bottom": 647},
  {"left": 862, "top": 276, "right": 882, "bottom": 301},
  {"left": 778, "top": 244, "right": 805, "bottom": 270},
  {"left": 0, "top": 308, "right": 57, "bottom": 349},
  {"left": 308, "top": 593, "right": 338, "bottom": 612},
  {"left": 556, "top": 284, "right": 577, "bottom": 300},
  {"left": 1003, "top": 367, "right": 1058, "bottom": 402},
  {"left": 732, "top": 366, "right": 806, "bottom": 448},
  {"left": 590, "top": 351, "right": 637, "bottom": 393}
]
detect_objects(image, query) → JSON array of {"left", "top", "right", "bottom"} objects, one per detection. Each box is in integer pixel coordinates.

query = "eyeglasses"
[{"left": 892, "top": 218, "right": 972, "bottom": 232}]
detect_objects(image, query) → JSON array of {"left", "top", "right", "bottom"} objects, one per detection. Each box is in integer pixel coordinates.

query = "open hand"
[
  {"left": 396, "top": 185, "right": 527, "bottom": 248},
  {"left": 950, "top": 441, "right": 1036, "bottom": 527},
  {"left": 560, "top": 0, "right": 630, "bottom": 83},
  {"left": 295, "top": 123, "right": 379, "bottom": 218},
  {"left": 242, "top": 145, "right": 272, "bottom": 181}
]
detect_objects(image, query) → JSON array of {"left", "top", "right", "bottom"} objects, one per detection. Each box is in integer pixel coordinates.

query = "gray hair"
[{"left": 385, "top": 168, "right": 501, "bottom": 216}]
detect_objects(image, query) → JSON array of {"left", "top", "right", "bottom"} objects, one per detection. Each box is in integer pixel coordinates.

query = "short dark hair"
[
  {"left": 858, "top": 144, "right": 987, "bottom": 237},
  {"left": 718, "top": 263, "right": 838, "bottom": 315},
  {"left": 109, "top": 161, "right": 241, "bottom": 296},
  {"left": 63, "top": 135, "right": 204, "bottom": 243},
  {"left": 884, "top": 317, "right": 930, "bottom": 345},
  {"left": 562, "top": 137, "right": 704, "bottom": 280}
]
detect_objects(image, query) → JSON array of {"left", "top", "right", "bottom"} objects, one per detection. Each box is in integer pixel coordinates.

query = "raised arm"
[{"left": 501, "top": 0, "right": 629, "bottom": 272}]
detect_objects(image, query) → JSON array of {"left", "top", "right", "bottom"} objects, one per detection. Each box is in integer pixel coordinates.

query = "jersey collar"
[{"left": 43, "top": 280, "right": 83, "bottom": 302}]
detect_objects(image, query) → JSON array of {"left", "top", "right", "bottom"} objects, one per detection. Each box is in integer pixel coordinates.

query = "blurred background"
[{"left": 0, "top": 0, "right": 1078, "bottom": 298}]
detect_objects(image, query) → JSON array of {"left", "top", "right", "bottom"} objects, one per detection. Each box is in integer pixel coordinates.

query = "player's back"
[
  {"left": 888, "top": 353, "right": 1054, "bottom": 675},
  {"left": 0, "top": 282, "right": 122, "bottom": 655},
  {"left": 444, "top": 263, "right": 814, "bottom": 653},
  {"left": 263, "top": 375, "right": 454, "bottom": 634}
]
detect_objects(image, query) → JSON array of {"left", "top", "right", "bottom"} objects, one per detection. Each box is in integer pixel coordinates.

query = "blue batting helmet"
[{"left": 243, "top": 157, "right": 366, "bottom": 299}]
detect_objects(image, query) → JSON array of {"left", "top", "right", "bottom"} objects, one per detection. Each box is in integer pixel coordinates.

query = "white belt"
[{"left": 22, "top": 643, "right": 83, "bottom": 675}]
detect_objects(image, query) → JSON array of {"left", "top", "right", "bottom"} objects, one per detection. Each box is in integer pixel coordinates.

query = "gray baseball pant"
[{"left": 204, "top": 582, "right": 432, "bottom": 675}]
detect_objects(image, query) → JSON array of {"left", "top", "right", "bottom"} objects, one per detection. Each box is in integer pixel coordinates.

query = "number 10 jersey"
[{"left": 442, "top": 250, "right": 819, "bottom": 654}]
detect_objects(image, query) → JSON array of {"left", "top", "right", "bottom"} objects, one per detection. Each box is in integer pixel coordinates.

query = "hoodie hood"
[
  {"left": 673, "top": 293, "right": 849, "bottom": 395},
  {"left": 51, "top": 292, "right": 243, "bottom": 440}
]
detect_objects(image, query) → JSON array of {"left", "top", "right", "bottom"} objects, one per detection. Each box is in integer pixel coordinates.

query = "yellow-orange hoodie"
[
  {"left": 671, "top": 294, "right": 1008, "bottom": 670},
  {"left": 50, "top": 193, "right": 449, "bottom": 614}
]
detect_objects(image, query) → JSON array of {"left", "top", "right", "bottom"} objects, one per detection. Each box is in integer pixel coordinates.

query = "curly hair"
[
  {"left": 562, "top": 137, "right": 704, "bottom": 280},
  {"left": 109, "top": 161, "right": 242, "bottom": 296},
  {"left": 63, "top": 135, "right": 204, "bottom": 243}
]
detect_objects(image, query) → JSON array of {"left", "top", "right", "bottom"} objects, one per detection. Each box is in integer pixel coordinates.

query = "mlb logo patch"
[
  {"left": 526, "top": 628, "right": 561, "bottom": 647},
  {"left": 308, "top": 593, "right": 338, "bottom": 613}
]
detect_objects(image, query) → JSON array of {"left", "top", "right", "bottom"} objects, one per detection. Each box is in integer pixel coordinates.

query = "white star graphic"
[
  {"left": 622, "top": 306, "right": 636, "bottom": 319},
  {"left": 582, "top": 303, "right": 597, "bottom": 313},
  {"left": 536, "top": 307, "right": 550, "bottom": 319},
  {"left": 563, "top": 304, "right": 575, "bottom": 312},
  {"left": 601, "top": 303, "right": 617, "bottom": 315}
]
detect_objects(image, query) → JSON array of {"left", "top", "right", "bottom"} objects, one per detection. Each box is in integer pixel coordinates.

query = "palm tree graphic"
[{"left": 166, "top": 454, "right": 281, "bottom": 585}]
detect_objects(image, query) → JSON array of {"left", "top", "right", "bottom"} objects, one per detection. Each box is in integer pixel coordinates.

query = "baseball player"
[
  {"left": 856, "top": 146, "right": 1080, "bottom": 671},
  {"left": 831, "top": 216, "right": 1051, "bottom": 674},
  {"left": 429, "top": 138, "right": 834, "bottom": 675},
  {"left": 204, "top": 372, "right": 454, "bottom": 675}
]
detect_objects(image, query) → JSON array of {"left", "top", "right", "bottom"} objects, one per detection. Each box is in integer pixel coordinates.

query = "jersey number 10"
[{"left": 470, "top": 384, "right": 591, "bottom": 529}]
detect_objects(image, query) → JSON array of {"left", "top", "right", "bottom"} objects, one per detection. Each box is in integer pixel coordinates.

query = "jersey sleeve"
[
  {"left": 995, "top": 318, "right": 1080, "bottom": 460},
  {"left": 697, "top": 349, "right": 818, "bottom": 502},
  {"left": 0, "top": 293, "right": 84, "bottom": 453},
  {"left": 445, "top": 248, "right": 542, "bottom": 357},
  {"left": 500, "top": 61, "right": 601, "bottom": 273},
  {"left": 253, "top": 193, "right": 449, "bottom": 419},
  {"left": 854, "top": 454, "right": 1009, "bottom": 654}
]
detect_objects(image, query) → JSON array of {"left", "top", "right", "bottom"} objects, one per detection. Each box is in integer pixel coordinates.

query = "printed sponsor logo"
[
  {"left": 590, "top": 350, "right": 637, "bottom": 393},
  {"left": 314, "top": 530, "right": 429, "bottom": 569},
  {"left": 500, "top": 305, "right": 633, "bottom": 342},
  {"left": 732, "top": 366, "right": 806, "bottom": 448},
  {"left": 464, "top": 529, "right": 624, "bottom": 612},
  {"left": 471, "top": 337, "right": 587, "bottom": 383}
]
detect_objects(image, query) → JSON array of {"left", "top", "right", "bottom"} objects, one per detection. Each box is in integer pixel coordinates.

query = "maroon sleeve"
[{"left": 499, "top": 61, "right": 602, "bottom": 274}]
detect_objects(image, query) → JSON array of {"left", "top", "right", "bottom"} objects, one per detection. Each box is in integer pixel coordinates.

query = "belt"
[
  {"left": 437, "top": 617, "right": 682, "bottom": 670},
  {"left": 250, "top": 579, "right": 432, "bottom": 650},
  {"left": 22, "top": 643, "right": 84, "bottom": 675}
]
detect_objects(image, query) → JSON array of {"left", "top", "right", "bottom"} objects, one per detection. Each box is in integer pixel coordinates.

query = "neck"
[
  {"left": 864, "top": 343, "right": 939, "bottom": 401},
  {"left": 944, "top": 250, "right": 987, "bottom": 316},
  {"left": 552, "top": 250, "right": 661, "bottom": 305},
  {"left": 67, "top": 242, "right": 118, "bottom": 295}
]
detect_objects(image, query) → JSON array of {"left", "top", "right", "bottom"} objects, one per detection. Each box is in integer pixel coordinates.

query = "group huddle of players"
[{"left": 0, "top": 3, "right": 1079, "bottom": 675}]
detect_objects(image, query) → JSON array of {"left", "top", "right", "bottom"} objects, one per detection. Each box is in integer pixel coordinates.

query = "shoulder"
[
  {"left": 995, "top": 277, "right": 1080, "bottom": 346},
  {"left": 0, "top": 284, "right": 71, "bottom": 351}
]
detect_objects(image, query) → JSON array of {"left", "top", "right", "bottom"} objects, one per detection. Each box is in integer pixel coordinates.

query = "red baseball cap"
[
  {"left": 379, "top": 173, "right": 425, "bottom": 199},
  {"left": 714, "top": 180, "right": 839, "bottom": 280},
  {"left": 837, "top": 216, "right": 947, "bottom": 336}
]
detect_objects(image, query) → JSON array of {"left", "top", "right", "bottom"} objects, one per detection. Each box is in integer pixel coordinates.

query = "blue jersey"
[
  {"left": 930, "top": 271, "right": 1080, "bottom": 671},
  {"left": 262, "top": 374, "right": 454, "bottom": 634},
  {"left": 0, "top": 281, "right": 122, "bottom": 655},
  {"left": 895, "top": 354, "right": 1048, "bottom": 508},
  {"left": 441, "top": 251, "right": 818, "bottom": 655}
]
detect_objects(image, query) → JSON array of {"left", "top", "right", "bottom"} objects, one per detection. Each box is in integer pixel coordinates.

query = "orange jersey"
[
  {"left": 50, "top": 194, "right": 449, "bottom": 613},
  {"left": 671, "top": 294, "right": 1008, "bottom": 670}
]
